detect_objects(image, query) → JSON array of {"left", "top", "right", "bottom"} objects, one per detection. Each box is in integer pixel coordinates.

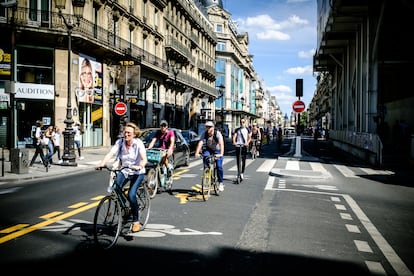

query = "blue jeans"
[
  {"left": 46, "top": 140, "right": 54, "bottom": 163},
  {"left": 116, "top": 173, "right": 145, "bottom": 223},
  {"left": 203, "top": 150, "right": 224, "bottom": 183}
]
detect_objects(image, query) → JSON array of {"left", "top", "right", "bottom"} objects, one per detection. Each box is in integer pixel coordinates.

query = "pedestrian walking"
[
  {"left": 74, "top": 121, "right": 84, "bottom": 160},
  {"left": 53, "top": 125, "right": 62, "bottom": 164},
  {"left": 29, "top": 120, "right": 48, "bottom": 167}
]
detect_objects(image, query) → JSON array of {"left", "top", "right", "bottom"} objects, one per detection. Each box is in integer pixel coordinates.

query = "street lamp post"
[
  {"left": 55, "top": 0, "right": 85, "bottom": 166},
  {"left": 170, "top": 60, "right": 181, "bottom": 127},
  {"left": 216, "top": 84, "right": 225, "bottom": 132}
]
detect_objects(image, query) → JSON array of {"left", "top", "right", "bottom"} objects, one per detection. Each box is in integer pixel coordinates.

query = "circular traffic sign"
[
  {"left": 292, "top": 100, "right": 306, "bottom": 113},
  {"left": 114, "top": 102, "right": 127, "bottom": 116}
]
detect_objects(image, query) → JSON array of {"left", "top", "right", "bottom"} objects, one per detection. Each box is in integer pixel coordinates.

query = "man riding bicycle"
[
  {"left": 95, "top": 122, "right": 147, "bottom": 233},
  {"left": 195, "top": 121, "right": 225, "bottom": 192},
  {"left": 147, "top": 120, "right": 175, "bottom": 179},
  {"left": 232, "top": 118, "right": 251, "bottom": 181}
]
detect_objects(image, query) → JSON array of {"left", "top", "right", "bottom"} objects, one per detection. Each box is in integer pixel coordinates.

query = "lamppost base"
[
  {"left": 62, "top": 127, "right": 78, "bottom": 166},
  {"left": 60, "top": 159, "right": 78, "bottom": 166}
]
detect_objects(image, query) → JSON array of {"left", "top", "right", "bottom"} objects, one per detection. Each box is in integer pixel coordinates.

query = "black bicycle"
[{"left": 93, "top": 165, "right": 151, "bottom": 250}]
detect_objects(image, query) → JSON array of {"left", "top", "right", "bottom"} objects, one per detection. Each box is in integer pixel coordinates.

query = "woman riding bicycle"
[
  {"left": 194, "top": 121, "right": 225, "bottom": 192},
  {"left": 95, "top": 122, "right": 147, "bottom": 233},
  {"left": 232, "top": 118, "right": 251, "bottom": 181},
  {"left": 147, "top": 120, "right": 175, "bottom": 178}
]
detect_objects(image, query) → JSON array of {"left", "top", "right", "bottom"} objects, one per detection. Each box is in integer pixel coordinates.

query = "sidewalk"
[{"left": 0, "top": 147, "right": 110, "bottom": 184}]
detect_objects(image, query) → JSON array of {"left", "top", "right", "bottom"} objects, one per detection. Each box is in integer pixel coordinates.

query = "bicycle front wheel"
[
  {"left": 201, "top": 167, "right": 212, "bottom": 201},
  {"left": 146, "top": 167, "right": 158, "bottom": 199},
  {"left": 137, "top": 184, "right": 151, "bottom": 228},
  {"left": 165, "top": 163, "right": 174, "bottom": 193},
  {"left": 93, "top": 194, "right": 122, "bottom": 250},
  {"left": 251, "top": 146, "right": 257, "bottom": 159}
]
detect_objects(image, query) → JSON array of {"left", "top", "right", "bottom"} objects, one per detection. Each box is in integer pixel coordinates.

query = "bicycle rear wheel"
[
  {"left": 201, "top": 167, "right": 212, "bottom": 201},
  {"left": 137, "top": 184, "right": 151, "bottom": 228},
  {"left": 93, "top": 194, "right": 122, "bottom": 249},
  {"left": 146, "top": 167, "right": 158, "bottom": 199}
]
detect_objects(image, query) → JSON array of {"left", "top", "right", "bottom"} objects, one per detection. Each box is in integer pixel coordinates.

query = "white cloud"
[
  {"left": 235, "top": 14, "right": 309, "bottom": 41},
  {"left": 257, "top": 30, "right": 290, "bottom": 40},
  {"left": 298, "top": 49, "right": 315, "bottom": 58},
  {"left": 285, "top": 65, "right": 313, "bottom": 75}
]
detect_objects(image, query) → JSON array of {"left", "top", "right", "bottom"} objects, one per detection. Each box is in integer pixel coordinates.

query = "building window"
[
  {"left": 216, "top": 23, "right": 223, "bottom": 33},
  {"left": 216, "top": 41, "right": 225, "bottom": 51},
  {"left": 16, "top": 46, "right": 53, "bottom": 84},
  {"left": 152, "top": 82, "right": 158, "bottom": 102}
]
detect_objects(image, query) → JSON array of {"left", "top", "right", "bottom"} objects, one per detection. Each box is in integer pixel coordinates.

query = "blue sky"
[{"left": 222, "top": 0, "right": 317, "bottom": 117}]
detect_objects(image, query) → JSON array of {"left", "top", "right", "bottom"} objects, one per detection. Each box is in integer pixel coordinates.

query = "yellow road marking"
[{"left": 0, "top": 200, "right": 101, "bottom": 244}]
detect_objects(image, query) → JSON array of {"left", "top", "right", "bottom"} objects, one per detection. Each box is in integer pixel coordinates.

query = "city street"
[{"left": 0, "top": 137, "right": 412, "bottom": 275}]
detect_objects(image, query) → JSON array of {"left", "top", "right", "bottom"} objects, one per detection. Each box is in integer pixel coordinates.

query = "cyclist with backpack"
[{"left": 194, "top": 121, "right": 225, "bottom": 192}]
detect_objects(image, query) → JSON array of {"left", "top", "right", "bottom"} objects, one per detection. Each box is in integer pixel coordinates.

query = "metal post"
[{"left": 61, "top": 21, "right": 77, "bottom": 166}]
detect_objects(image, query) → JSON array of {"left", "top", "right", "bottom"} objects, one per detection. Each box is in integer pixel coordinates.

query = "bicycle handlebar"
[{"left": 96, "top": 165, "right": 131, "bottom": 172}]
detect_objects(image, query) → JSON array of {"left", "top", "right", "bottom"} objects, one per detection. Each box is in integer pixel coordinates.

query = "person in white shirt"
[
  {"left": 232, "top": 118, "right": 251, "bottom": 181},
  {"left": 74, "top": 121, "right": 84, "bottom": 160}
]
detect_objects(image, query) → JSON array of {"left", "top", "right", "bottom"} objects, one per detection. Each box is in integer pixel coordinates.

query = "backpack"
[
  {"left": 235, "top": 127, "right": 250, "bottom": 144},
  {"left": 204, "top": 129, "right": 219, "bottom": 144},
  {"left": 203, "top": 129, "right": 219, "bottom": 151}
]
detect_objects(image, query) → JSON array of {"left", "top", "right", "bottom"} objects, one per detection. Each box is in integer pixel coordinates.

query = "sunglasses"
[{"left": 160, "top": 124, "right": 167, "bottom": 127}]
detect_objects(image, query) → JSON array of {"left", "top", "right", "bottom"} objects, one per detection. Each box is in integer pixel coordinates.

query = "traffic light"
[{"left": 296, "top": 79, "right": 303, "bottom": 97}]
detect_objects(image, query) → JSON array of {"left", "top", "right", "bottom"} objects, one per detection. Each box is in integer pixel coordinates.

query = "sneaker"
[
  {"left": 131, "top": 222, "right": 141, "bottom": 233},
  {"left": 219, "top": 183, "right": 224, "bottom": 192},
  {"left": 79, "top": 156, "right": 85, "bottom": 160},
  {"left": 58, "top": 159, "right": 63, "bottom": 164},
  {"left": 240, "top": 173, "right": 244, "bottom": 180}
]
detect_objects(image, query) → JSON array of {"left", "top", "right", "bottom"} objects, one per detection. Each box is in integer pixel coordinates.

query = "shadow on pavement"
[{"left": 3, "top": 242, "right": 370, "bottom": 275}]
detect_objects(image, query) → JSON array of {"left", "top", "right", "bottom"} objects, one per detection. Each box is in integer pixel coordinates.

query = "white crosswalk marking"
[
  {"left": 360, "top": 167, "right": 394, "bottom": 175},
  {"left": 188, "top": 155, "right": 391, "bottom": 179},
  {"left": 257, "top": 160, "right": 277, "bottom": 172},
  {"left": 286, "top": 160, "right": 299, "bottom": 170},
  {"left": 334, "top": 164, "right": 358, "bottom": 178},
  {"left": 310, "top": 162, "right": 328, "bottom": 174}
]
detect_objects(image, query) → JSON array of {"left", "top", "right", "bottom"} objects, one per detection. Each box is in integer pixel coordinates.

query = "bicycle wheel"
[
  {"left": 251, "top": 145, "right": 257, "bottom": 160},
  {"left": 146, "top": 167, "right": 158, "bottom": 199},
  {"left": 212, "top": 166, "right": 219, "bottom": 196},
  {"left": 93, "top": 194, "right": 122, "bottom": 250},
  {"left": 137, "top": 184, "right": 151, "bottom": 228},
  {"left": 165, "top": 163, "right": 174, "bottom": 193},
  {"left": 201, "top": 167, "right": 212, "bottom": 201}
]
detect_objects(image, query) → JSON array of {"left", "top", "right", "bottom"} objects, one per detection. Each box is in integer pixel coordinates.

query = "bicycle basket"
[{"left": 146, "top": 149, "right": 163, "bottom": 163}]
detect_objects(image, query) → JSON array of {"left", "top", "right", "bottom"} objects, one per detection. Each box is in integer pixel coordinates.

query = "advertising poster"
[
  {"left": 0, "top": 30, "right": 12, "bottom": 80},
  {"left": 76, "top": 55, "right": 103, "bottom": 105}
]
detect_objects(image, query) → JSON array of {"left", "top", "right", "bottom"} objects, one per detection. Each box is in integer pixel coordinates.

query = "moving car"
[
  {"left": 140, "top": 128, "right": 190, "bottom": 168},
  {"left": 180, "top": 129, "right": 201, "bottom": 156}
]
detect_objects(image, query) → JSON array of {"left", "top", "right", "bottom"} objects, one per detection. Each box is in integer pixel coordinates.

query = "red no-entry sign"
[
  {"left": 292, "top": 100, "right": 306, "bottom": 113},
  {"left": 114, "top": 102, "right": 127, "bottom": 116}
]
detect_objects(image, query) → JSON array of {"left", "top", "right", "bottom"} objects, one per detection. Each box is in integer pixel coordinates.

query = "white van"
[{"left": 284, "top": 127, "right": 296, "bottom": 136}]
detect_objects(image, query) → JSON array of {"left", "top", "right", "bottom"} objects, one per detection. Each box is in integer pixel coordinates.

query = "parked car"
[
  {"left": 140, "top": 128, "right": 190, "bottom": 168},
  {"left": 180, "top": 129, "right": 201, "bottom": 156}
]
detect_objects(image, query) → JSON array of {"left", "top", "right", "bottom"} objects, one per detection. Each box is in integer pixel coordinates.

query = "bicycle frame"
[
  {"left": 201, "top": 155, "right": 219, "bottom": 201},
  {"left": 251, "top": 139, "right": 258, "bottom": 159},
  {"left": 146, "top": 149, "right": 174, "bottom": 198}
]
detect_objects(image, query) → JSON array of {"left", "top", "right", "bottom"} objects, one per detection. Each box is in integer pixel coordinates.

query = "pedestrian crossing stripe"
[{"left": 185, "top": 156, "right": 395, "bottom": 179}]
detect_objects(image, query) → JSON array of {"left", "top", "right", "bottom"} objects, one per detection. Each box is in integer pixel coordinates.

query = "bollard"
[{"left": 1, "top": 147, "right": 3, "bottom": 177}]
